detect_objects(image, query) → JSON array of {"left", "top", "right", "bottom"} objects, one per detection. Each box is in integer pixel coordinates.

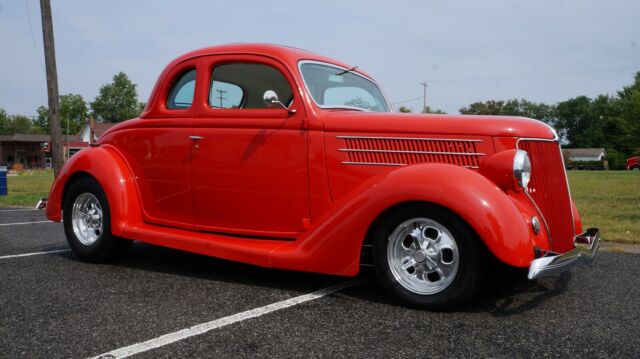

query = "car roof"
[{"left": 170, "top": 43, "right": 355, "bottom": 73}]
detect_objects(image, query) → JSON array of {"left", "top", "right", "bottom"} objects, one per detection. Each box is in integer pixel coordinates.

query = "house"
[
  {"left": 562, "top": 148, "right": 607, "bottom": 162},
  {"left": 77, "top": 122, "right": 117, "bottom": 144},
  {"left": 0, "top": 134, "right": 51, "bottom": 169}
]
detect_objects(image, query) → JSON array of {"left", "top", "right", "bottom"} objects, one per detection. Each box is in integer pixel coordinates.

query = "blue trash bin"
[{"left": 0, "top": 166, "right": 7, "bottom": 196}]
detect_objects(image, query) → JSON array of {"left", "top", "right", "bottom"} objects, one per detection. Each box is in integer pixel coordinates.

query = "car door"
[
  {"left": 190, "top": 55, "right": 309, "bottom": 237},
  {"left": 109, "top": 62, "right": 196, "bottom": 229}
]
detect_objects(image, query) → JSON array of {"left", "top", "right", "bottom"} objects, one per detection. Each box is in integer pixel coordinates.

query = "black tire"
[
  {"left": 63, "top": 176, "right": 132, "bottom": 262},
  {"left": 373, "top": 203, "right": 487, "bottom": 310}
]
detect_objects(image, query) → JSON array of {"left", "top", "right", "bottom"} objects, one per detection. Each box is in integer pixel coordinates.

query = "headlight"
[{"left": 513, "top": 150, "right": 531, "bottom": 189}]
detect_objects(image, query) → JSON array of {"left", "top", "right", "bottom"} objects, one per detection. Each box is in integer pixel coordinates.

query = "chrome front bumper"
[{"left": 528, "top": 228, "right": 600, "bottom": 280}]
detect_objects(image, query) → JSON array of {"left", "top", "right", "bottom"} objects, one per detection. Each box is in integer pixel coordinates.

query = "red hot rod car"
[{"left": 46, "top": 44, "right": 600, "bottom": 309}]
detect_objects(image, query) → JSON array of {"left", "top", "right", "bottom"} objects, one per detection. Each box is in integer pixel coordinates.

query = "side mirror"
[{"left": 263, "top": 90, "right": 296, "bottom": 114}]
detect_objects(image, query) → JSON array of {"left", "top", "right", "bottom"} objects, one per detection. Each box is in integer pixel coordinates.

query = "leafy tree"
[
  {"left": 36, "top": 94, "right": 88, "bottom": 134},
  {"left": 423, "top": 106, "right": 446, "bottom": 114},
  {"left": 459, "top": 99, "right": 553, "bottom": 123},
  {"left": 615, "top": 72, "right": 640, "bottom": 154},
  {"left": 398, "top": 106, "right": 412, "bottom": 113},
  {"left": 90, "top": 72, "right": 143, "bottom": 122},
  {"left": 9, "top": 115, "right": 36, "bottom": 134},
  {"left": 0, "top": 108, "right": 41, "bottom": 135},
  {"left": 0, "top": 108, "right": 10, "bottom": 135},
  {"left": 459, "top": 100, "right": 506, "bottom": 115},
  {"left": 35, "top": 106, "right": 49, "bottom": 133}
]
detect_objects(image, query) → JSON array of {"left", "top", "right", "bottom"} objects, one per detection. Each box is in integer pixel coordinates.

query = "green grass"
[
  {"left": 0, "top": 170, "right": 54, "bottom": 208},
  {"left": 0, "top": 169, "right": 638, "bottom": 243},
  {"left": 568, "top": 171, "right": 640, "bottom": 244}
]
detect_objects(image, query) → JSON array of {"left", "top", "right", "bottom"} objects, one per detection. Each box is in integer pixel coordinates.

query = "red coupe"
[{"left": 46, "top": 44, "right": 599, "bottom": 309}]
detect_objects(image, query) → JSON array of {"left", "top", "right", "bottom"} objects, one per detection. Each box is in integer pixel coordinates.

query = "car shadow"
[{"left": 57, "top": 242, "right": 571, "bottom": 314}]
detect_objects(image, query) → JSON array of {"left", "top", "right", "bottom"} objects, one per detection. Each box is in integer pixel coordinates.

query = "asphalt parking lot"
[{"left": 1, "top": 209, "right": 639, "bottom": 358}]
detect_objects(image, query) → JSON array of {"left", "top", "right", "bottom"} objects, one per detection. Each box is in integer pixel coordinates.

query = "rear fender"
[
  {"left": 46, "top": 145, "right": 142, "bottom": 235},
  {"left": 271, "top": 164, "right": 535, "bottom": 275}
]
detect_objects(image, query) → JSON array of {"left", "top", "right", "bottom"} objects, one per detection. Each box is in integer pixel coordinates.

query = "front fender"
[
  {"left": 46, "top": 145, "right": 142, "bottom": 236},
  {"left": 271, "top": 164, "right": 538, "bottom": 275}
]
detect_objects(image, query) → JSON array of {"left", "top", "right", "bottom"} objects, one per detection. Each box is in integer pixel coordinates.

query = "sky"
[{"left": 0, "top": 0, "right": 639, "bottom": 116}]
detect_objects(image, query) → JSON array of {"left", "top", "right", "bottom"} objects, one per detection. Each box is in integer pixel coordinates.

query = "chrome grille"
[
  {"left": 338, "top": 136, "right": 484, "bottom": 168},
  {"left": 518, "top": 139, "right": 575, "bottom": 253}
]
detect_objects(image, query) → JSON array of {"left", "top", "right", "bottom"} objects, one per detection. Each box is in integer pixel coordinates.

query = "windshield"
[{"left": 299, "top": 62, "right": 390, "bottom": 112}]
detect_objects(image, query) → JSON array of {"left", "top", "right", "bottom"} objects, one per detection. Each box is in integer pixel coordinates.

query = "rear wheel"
[
  {"left": 63, "top": 176, "right": 132, "bottom": 262},
  {"left": 373, "top": 204, "right": 486, "bottom": 310}
]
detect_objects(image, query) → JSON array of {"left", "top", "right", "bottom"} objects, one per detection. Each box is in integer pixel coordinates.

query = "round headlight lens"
[{"left": 513, "top": 150, "right": 531, "bottom": 189}]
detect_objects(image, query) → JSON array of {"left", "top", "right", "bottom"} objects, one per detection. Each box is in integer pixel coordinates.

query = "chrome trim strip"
[
  {"left": 337, "top": 135, "right": 482, "bottom": 142},
  {"left": 342, "top": 161, "right": 405, "bottom": 166},
  {"left": 516, "top": 138, "right": 576, "bottom": 240},
  {"left": 528, "top": 228, "right": 600, "bottom": 279},
  {"left": 338, "top": 149, "right": 485, "bottom": 156},
  {"left": 341, "top": 161, "right": 479, "bottom": 169}
]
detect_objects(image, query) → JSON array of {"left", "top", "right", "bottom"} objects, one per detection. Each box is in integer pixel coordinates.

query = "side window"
[
  {"left": 167, "top": 69, "right": 196, "bottom": 109},
  {"left": 209, "top": 63, "right": 292, "bottom": 109}
]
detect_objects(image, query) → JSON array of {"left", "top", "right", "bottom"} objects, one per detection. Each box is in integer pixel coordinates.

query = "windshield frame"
[{"left": 297, "top": 60, "right": 392, "bottom": 112}]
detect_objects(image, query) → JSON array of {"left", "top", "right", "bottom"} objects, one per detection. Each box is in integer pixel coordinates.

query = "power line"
[
  {"left": 382, "top": 66, "right": 637, "bottom": 87},
  {"left": 390, "top": 97, "right": 421, "bottom": 105},
  {"left": 25, "top": 0, "right": 46, "bottom": 75}
]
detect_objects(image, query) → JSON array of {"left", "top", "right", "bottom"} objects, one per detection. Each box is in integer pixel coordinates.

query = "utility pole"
[
  {"left": 420, "top": 81, "right": 428, "bottom": 113},
  {"left": 215, "top": 89, "right": 227, "bottom": 108},
  {"left": 39, "top": 0, "right": 63, "bottom": 177}
]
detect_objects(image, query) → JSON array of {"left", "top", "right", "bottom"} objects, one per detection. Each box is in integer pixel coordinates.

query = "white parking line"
[
  {"left": 0, "top": 249, "right": 70, "bottom": 260},
  {"left": 0, "top": 220, "right": 56, "bottom": 226},
  {"left": 89, "top": 276, "right": 369, "bottom": 359}
]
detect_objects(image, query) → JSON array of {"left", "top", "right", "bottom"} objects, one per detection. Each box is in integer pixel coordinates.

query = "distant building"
[
  {"left": 562, "top": 148, "right": 607, "bottom": 162},
  {"left": 77, "top": 122, "right": 117, "bottom": 144},
  {"left": 0, "top": 122, "right": 117, "bottom": 169},
  {"left": 0, "top": 134, "right": 51, "bottom": 169}
]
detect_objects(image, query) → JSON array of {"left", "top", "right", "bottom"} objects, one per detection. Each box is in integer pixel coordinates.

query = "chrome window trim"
[
  {"left": 297, "top": 60, "right": 392, "bottom": 112},
  {"left": 516, "top": 137, "right": 576, "bottom": 247}
]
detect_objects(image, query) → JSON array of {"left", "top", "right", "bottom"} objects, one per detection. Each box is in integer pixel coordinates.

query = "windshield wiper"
[{"left": 336, "top": 66, "right": 358, "bottom": 76}]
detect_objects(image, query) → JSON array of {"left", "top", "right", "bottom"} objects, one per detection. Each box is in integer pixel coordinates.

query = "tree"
[
  {"left": 0, "top": 108, "right": 41, "bottom": 135},
  {"left": 398, "top": 106, "right": 412, "bottom": 113},
  {"left": 90, "top": 72, "right": 143, "bottom": 122},
  {"left": 459, "top": 99, "right": 553, "bottom": 121},
  {"left": 0, "top": 108, "right": 10, "bottom": 135},
  {"left": 616, "top": 71, "right": 640, "bottom": 154},
  {"left": 423, "top": 106, "right": 446, "bottom": 114},
  {"left": 36, "top": 94, "right": 87, "bottom": 134},
  {"left": 459, "top": 100, "right": 506, "bottom": 115},
  {"left": 9, "top": 115, "right": 36, "bottom": 134}
]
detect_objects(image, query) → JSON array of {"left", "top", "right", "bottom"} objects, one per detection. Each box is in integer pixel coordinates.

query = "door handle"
[{"left": 189, "top": 136, "right": 204, "bottom": 141}]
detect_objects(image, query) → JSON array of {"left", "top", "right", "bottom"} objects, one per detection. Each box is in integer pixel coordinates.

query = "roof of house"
[
  {"left": 562, "top": 148, "right": 606, "bottom": 158},
  {"left": 0, "top": 134, "right": 51, "bottom": 142},
  {"left": 93, "top": 123, "right": 117, "bottom": 137}
]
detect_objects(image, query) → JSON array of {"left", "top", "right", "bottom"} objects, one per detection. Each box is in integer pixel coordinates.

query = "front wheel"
[
  {"left": 63, "top": 176, "right": 132, "bottom": 262},
  {"left": 373, "top": 204, "right": 486, "bottom": 310}
]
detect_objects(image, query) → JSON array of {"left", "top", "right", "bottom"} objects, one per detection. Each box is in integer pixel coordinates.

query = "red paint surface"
[{"left": 47, "top": 44, "right": 581, "bottom": 275}]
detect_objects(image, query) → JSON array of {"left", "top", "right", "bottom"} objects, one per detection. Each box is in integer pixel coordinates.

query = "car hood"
[{"left": 323, "top": 112, "right": 556, "bottom": 139}]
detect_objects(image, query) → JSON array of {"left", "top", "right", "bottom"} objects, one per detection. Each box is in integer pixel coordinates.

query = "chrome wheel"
[
  {"left": 71, "top": 193, "right": 104, "bottom": 246},
  {"left": 387, "top": 218, "right": 459, "bottom": 295}
]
